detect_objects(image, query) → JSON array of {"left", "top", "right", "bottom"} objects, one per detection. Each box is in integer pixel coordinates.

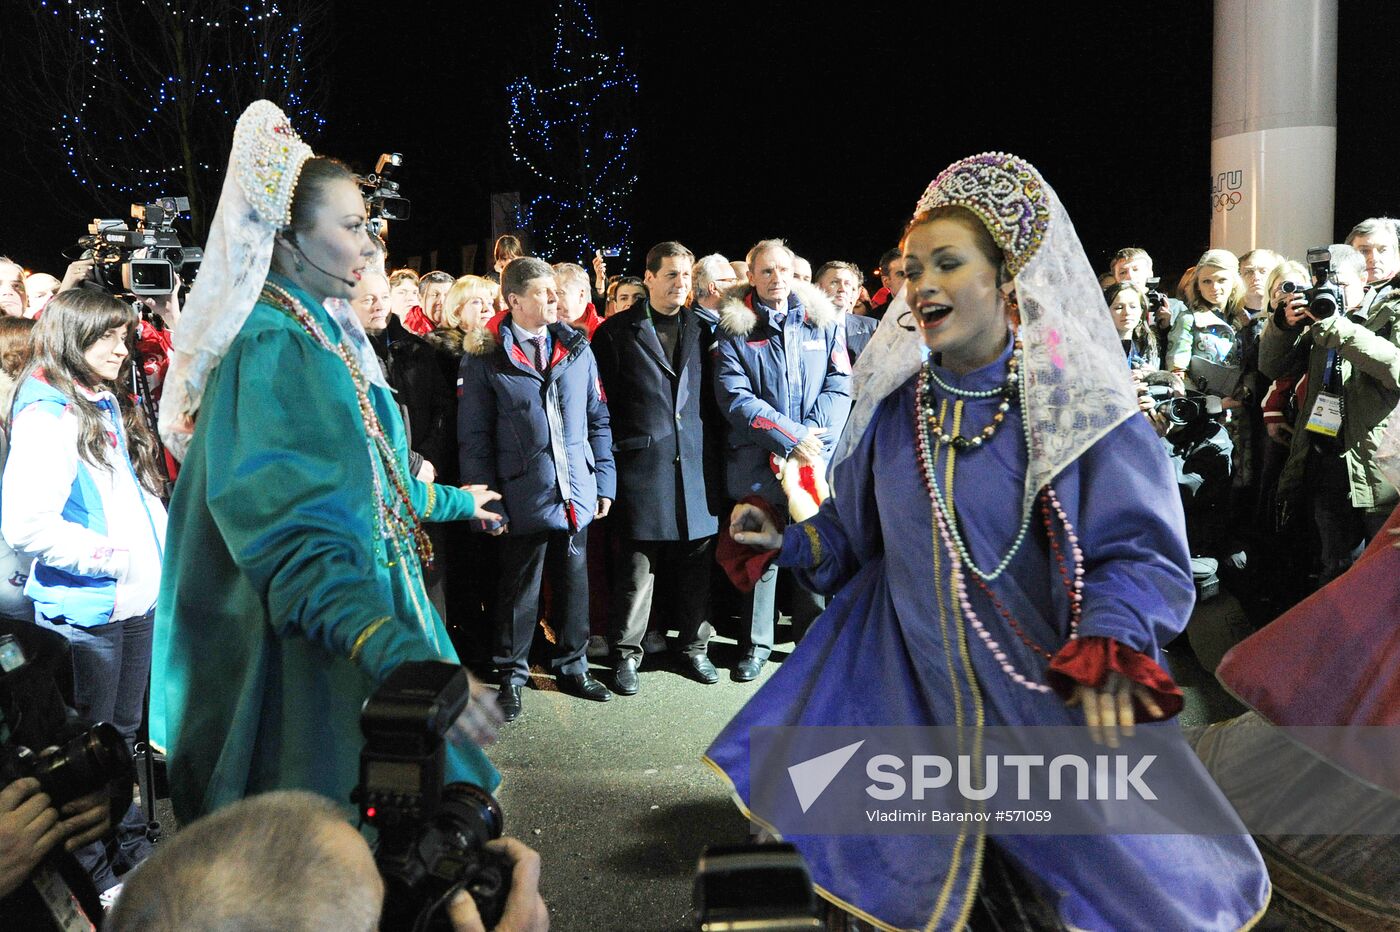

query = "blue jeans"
[{"left": 36, "top": 609, "right": 154, "bottom": 891}]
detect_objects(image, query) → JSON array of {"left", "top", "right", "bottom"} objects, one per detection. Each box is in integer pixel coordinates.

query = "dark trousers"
[
  {"left": 494, "top": 528, "right": 591, "bottom": 685},
  {"left": 36, "top": 610, "right": 155, "bottom": 892},
  {"left": 609, "top": 537, "right": 713, "bottom": 663},
  {"left": 745, "top": 566, "right": 824, "bottom": 660},
  {"left": 1311, "top": 449, "right": 1389, "bottom": 586}
]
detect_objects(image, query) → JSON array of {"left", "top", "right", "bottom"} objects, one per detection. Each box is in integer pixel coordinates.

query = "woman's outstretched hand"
[
  {"left": 461, "top": 484, "right": 503, "bottom": 523},
  {"left": 446, "top": 673, "right": 506, "bottom": 749},
  {"left": 1066, "top": 671, "right": 1164, "bottom": 748},
  {"left": 730, "top": 503, "right": 782, "bottom": 552}
]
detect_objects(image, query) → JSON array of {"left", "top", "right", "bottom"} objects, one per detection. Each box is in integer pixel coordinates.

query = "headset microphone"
[{"left": 285, "top": 233, "right": 357, "bottom": 289}]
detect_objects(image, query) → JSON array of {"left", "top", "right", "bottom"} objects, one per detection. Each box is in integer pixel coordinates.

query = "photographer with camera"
[
  {"left": 1111, "top": 247, "right": 1187, "bottom": 363},
  {"left": 0, "top": 621, "right": 126, "bottom": 929},
  {"left": 1259, "top": 242, "right": 1391, "bottom": 585},
  {"left": 1345, "top": 216, "right": 1400, "bottom": 314},
  {"left": 117, "top": 664, "right": 546, "bottom": 931},
  {"left": 106, "top": 790, "right": 549, "bottom": 932}
]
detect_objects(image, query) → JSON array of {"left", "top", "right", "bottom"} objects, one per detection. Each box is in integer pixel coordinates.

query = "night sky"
[{"left": 6, "top": 1, "right": 1396, "bottom": 288}]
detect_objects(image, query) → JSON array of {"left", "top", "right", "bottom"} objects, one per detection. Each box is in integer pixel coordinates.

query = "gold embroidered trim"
[
  {"left": 423, "top": 482, "right": 438, "bottom": 520},
  {"left": 349, "top": 616, "right": 391, "bottom": 662},
  {"left": 802, "top": 523, "right": 822, "bottom": 565}
]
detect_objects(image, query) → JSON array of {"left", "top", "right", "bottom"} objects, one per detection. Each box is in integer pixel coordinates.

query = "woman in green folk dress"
[{"left": 151, "top": 101, "right": 502, "bottom": 824}]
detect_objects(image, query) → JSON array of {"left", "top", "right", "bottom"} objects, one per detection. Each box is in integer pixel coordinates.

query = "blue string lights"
[
  {"left": 31, "top": 0, "right": 324, "bottom": 225},
  {"left": 505, "top": 0, "right": 639, "bottom": 264}
]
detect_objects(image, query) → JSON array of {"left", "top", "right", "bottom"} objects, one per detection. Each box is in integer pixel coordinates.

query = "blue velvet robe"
[{"left": 705, "top": 345, "right": 1270, "bottom": 931}]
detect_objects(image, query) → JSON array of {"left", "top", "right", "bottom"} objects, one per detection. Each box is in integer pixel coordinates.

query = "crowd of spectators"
[{"left": 3, "top": 198, "right": 1397, "bottom": 927}]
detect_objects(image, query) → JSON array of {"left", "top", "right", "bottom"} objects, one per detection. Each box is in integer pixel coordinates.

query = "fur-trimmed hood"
[
  {"left": 437, "top": 326, "right": 498, "bottom": 358},
  {"left": 716, "top": 279, "right": 839, "bottom": 338}
]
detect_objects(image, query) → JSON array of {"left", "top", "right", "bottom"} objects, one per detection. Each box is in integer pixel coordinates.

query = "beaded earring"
[{"left": 1003, "top": 289, "right": 1020, "bottom": 327}]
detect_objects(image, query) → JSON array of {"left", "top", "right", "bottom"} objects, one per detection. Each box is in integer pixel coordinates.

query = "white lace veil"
[
  {"left": 159, "top": 99, "right": 385, "bottom": 460},
  {"left": 835, "top": 153, "right": 1138, "bottom": 512}
]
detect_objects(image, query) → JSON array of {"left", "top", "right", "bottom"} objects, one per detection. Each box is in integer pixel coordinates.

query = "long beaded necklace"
[
  {"left": 915, "top": 348, "right": 1084, "bottom": 693},
  {"left": 915, "top": 347, "right": 1031, "bottom": 582},
  {"left": 261, "top": 281, "right": 435, "bottom": 574}
]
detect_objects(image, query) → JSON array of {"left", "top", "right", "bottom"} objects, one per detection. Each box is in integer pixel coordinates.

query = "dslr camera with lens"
[
  {"left": 73, "top": 196, "right": 203, "bottom": 297},
  {"left": 354, "top": 661, "right": 510, "bottom": 931},
  {"left": 0, "top": 633, "right": 134, "bottom": 819},
  {"left": 1278, "top": 245, "right": 1346, "bottom": 321},
  {"left": 1145, "top": 384, "right": 1216, "bottom": 428}
]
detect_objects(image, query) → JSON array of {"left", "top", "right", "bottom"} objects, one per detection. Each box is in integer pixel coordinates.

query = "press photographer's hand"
[
  {"left": 0, "top": 778, "right": 61, "bottom": 898},
  {"left": 1280, "top": 291, "right": 1311, "bottom": 327},
  {"left": 447, "top": 837, "right": 549, "bottom": 932}
]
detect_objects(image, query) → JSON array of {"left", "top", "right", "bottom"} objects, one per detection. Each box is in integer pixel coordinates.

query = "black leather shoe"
[
  {"left": 613, "top": 657, "right": 639, "bottom": 696},
  {"left": 678, "top": 653, "right": 719, "bottom": 685},
  {"left": 497, "top": 683, "right": 522, "bottom": 722},
  {"left": 731, "top": 656, "right": 766, "bottom": 682},
  {"left": 559, "top": 672, "right": 612, "bottom": 702}
]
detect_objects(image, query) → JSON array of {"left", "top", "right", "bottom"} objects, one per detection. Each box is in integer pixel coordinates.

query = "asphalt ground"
[{"left": 487, "top": 634, "right": 771, "bottom": 932}]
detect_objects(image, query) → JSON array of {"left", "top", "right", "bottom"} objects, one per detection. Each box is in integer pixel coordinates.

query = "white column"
[{"left": 1211, "top": 0, "right": 1337, "bottom": 259}]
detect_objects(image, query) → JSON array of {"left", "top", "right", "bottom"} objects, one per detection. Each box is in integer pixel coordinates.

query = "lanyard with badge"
[{"left": 1304, "top": 348, "right": 1344, "bottom": 437}]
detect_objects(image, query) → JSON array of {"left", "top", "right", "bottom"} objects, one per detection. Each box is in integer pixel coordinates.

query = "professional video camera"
[
  {"left": 0, "top": 633, "right": 133, "bottom": 818},
  {"left": 1278, "top": 246, "right": 1346, "bottom": 320},
  {"left": 355, "top": 661, "right": 510, "bottom": 931},
  {"left": 361, "top": 153, "right": 411, "bottom": 239},
  {"left": 73, "top": 196, "right": 203, "bottom": 297}
]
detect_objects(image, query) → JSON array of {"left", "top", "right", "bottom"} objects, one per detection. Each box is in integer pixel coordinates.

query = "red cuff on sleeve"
[
  {"left": 716, "top": 495, "right": 785, "bottom": 592},
  {"left": 1046, "top": 636, "right": 1183, "bottom": 721}
]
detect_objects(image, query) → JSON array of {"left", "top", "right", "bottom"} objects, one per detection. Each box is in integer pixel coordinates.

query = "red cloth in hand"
[
  {"left": 769, "top": 454, "right": 822, "bottom": 514},
  {"left": 716, "top": 495, "right": 785, "bottom": 592},
  {"left": 1046, "top": 636, "right": 1183, "bottom": 722}
]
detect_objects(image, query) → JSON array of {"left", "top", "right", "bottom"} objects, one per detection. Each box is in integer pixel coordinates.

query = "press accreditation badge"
[
  {"left": 33, "top": 865, "right": 97, "bottom": 932},
  {"left": 1305, "top": 392, "right": 1343, "bottom": 437}
]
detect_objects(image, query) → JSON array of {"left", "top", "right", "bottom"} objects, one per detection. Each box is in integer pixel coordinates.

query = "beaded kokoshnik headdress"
[
  {"left": 159, "top": 100, "right": 386, "bottom": 459},
  {"left": 836, "top": 152, "right": 1138, "bottom": 511}
]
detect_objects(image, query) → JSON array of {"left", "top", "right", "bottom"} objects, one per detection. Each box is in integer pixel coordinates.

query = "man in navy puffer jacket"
[{"left": 458, "top": 257, "right": 616, "bottom": 721}]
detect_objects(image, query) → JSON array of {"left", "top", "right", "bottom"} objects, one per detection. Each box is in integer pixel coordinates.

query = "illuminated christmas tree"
[
  {"left": 505, "top": 0, "right": 639, "bottom": 264},
  {"left": 5, "top": 0, "right": 327, "bottom": 235}
]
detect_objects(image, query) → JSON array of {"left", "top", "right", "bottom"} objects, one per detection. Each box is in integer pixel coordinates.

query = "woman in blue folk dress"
[{"left": 707, "top": 154, "right": 1270, "bottom": 931}]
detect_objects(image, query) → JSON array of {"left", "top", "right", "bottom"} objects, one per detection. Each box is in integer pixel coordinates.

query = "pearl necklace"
[{"left": 920, "top": 341, "right": 1021, "bottom": 451}]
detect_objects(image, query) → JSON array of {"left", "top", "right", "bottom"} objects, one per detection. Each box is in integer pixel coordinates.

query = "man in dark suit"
[
  {"left": 591, "top": 241, "right": 721, "bottom": 695},
  {"left": 458, "top": 257, "right": 616, "bottom": 722},
  {"left": 867, "top": 248, "right": 905, "bottom": 321},
  {"left": 816, "top": 260, "right": 879, "bottom": 366}
]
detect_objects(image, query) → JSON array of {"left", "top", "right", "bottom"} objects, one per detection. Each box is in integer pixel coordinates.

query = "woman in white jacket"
[{"left": 1, "top": 288, "right": 168, "bottom": 896}]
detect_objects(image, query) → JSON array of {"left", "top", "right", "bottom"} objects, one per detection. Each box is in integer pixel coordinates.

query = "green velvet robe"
[{"left": 150, "top": 274, "right": 499, "bottom": 825}]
